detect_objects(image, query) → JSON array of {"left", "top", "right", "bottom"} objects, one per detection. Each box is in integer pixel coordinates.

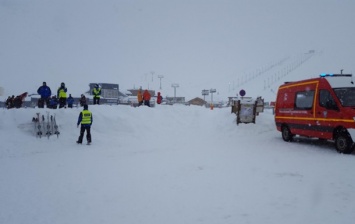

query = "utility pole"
[
  {"left": 151, "top": 71, "right": 155, "bottom": 82},
  {"left": 210, "top": 88, "right": 216, "bottom": 109},
  {"left": 171, "top": 83, "right": 179, "bottom": 103},
  {"left": 158, "top": 75, "right": 164, "bottom": 90}
]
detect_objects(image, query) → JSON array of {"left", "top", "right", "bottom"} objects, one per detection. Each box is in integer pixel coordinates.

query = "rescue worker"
[
  {"left": 37, "top": 82, "right": 52, "bottom": 108},
  {"left": 137, "top": 89, "right": 143, "bottom": 106},
  {"left": 76, "top": 104, "right": 93, "bottom": 144},
  {"left": 92, "top": 84, "right": 101, "bottom": 105},
  {"left": 57, "top": 82, "right": 67, "bottom": 108},
  {"left": 143, "top": 89, "right": 151, "bottom": 107}
]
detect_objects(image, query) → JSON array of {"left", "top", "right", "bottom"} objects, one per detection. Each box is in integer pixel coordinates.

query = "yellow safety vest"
[
  {"left": 93, "top": 88, "right": 101, "bottom": 98},
  {"left": 81, "top": 110, "right": 92, "bottom": 124},
  {"left": 58, "top": 88, "right": 67, "bottom": 98}
]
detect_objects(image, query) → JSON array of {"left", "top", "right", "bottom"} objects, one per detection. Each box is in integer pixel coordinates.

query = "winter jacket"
[
  {"left": 143, "top": 90, "right": 151, "bottom": 101},
  {"left": 137, "top": 90, "right": 143, "bottom": 102},
  {"left": 13, "top": 96, "right": 23, "bottom": 108},
  {"left": 49, "top": 97, "right": 58, "bottom": 108},
  {"left": 67, "top": 96, "right": 74, "bottom": 105},
  {"left": 157, "top": 92, "right": 163, "bottom": 104},
  {"left": 80, "top": 96, "right": 87, "bottom": 106},
  {"left": 37, "top": 85, "right": 52, "bottom": 99}
]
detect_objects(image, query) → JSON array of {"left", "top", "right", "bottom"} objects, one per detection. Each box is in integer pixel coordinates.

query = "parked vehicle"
[{"left": 275, "top": 73, "right": 355, "bottom": 154}]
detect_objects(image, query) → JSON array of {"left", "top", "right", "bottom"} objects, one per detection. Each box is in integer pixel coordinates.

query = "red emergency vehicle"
[{"left": 275, "top": 73, "right": 355, "bottom": 154}]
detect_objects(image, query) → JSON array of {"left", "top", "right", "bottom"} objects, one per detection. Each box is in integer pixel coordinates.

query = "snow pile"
[{"left": 1, "top": 105, "right": 354, "bottom": 224}]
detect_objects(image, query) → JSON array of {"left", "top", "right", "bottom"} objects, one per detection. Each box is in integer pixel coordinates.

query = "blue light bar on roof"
[{"left": 320, "top": 73, "right": 334, "bottom": 77}]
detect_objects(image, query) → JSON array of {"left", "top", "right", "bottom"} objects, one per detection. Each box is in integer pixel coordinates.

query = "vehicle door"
[
  {"left": 292, "top": 87, "right": 317, "bottom": 137},
  {"left": 314, "top": 89, "right": 339, "bottom": 139}
]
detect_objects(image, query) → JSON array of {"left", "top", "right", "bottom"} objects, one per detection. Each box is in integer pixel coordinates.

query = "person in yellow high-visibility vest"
[
  {"left": 76, "top": 104, "right": 93, "bottom": 144},
  {"left": 92, "top": 84, "right": 101, "bottom": 105},
  {"left": 57, "top": 82, "right": 67, "bottom": 108}
]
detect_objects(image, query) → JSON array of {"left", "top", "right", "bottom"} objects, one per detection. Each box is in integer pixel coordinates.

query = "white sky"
[{"left": 1, "top": 0, "right": 355, "bottom": 100}]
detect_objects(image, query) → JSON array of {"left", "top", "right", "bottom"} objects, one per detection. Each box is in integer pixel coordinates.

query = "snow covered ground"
[{"left": 1, "top": 104, "right": 354, "bottom": 224}]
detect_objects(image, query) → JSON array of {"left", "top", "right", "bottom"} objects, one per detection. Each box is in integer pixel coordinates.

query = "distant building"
[{"left": 187, "top": 97, "right": 206, "bottom": 106}]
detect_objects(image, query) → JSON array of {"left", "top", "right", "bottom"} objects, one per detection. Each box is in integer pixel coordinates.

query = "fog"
[{"left": 1, "top": 0, "right": 355, "bottom": 101}]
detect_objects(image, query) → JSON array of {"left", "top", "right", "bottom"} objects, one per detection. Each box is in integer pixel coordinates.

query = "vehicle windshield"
[{"left": 333, "top": 88, "right": 355, "bottom": 107}]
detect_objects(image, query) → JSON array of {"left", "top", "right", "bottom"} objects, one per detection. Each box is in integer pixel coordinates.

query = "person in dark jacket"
[
  {"left": 49, "top": 95, "right": 58, "bottom": 109},
  {"left": 79, "top": 94, "right": 87, "bottom": 107},
  {"left": 5, "top": 96, "right": 14, "bottom": 109},
  {"left": 67, "top": 94, "right": 74, "bottom": 108},
  {"left": 77, "top": 104, "right": 93, "bottom": 144},
  {"left": 37, "top": 82, "right": 51, "bottom": 108},
  {"left": 11, "top": 92, "right": 27, "bottom": 109},
  {"left": 13, "top": 95, "right": 23, "bottom": 108}
]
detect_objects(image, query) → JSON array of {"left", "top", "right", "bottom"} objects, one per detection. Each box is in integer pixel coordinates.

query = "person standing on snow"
[
  {"left": 76, "top": 104, "right": 93, "bottom": 144},
  {"left": 92, "top": 84, "right": 101, "bottom": 105},
  {"left": 79, "top": 94, "right": 87, "bottom": 107},
  {"left": 143, "top": 89, "right": 151, "bottom": 107},
  {"left": 57, "top": 82, "right": 67, "bottom": 108},
  {"left": 137, "top": 89, "right": 143, "bottom": 106},
  {"left": 157, "top": 92, "right": 163, "bottom": 104},
  {"left": 37, "top": 82, "right": 52, "bottom": 108},
  {"left": 67, "top": 94, "right": 74, "bottom": 108}
]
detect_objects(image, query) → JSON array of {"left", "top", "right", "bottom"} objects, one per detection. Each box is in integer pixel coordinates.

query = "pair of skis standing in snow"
[
  {"left": 32, "top": 104, "right": 93, "bottom": 145},
  {"left": 32, "top": 112, "right": 60, "bottom": 139}
]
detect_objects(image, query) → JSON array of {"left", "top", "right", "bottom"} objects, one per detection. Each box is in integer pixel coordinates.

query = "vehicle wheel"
[
  {"left": 335, "top": 130, "right": 353, "bottom": 154},
  {"left": 282, "top": 125, "right": 293, "bottom": 142}
]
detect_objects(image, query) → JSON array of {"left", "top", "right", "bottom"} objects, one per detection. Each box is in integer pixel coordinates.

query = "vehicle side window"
[
  {"left": 295, "top": 91, "right": 314, "bottom": 109},
  {"left": 319, "top": 89, "right": 336, "bottom": 108},
  {"left": 334, "top": 88, "right": 355, "bottom": 107}
]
